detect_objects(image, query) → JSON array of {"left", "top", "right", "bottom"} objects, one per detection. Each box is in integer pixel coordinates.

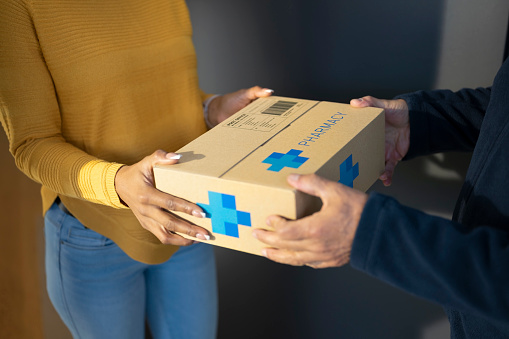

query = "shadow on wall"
[
  {"left": 188, "top": 1, "right": 459, "bottom": 338},
  {"left": 373, "top": 152, "right": 473, "bottom": 217}
]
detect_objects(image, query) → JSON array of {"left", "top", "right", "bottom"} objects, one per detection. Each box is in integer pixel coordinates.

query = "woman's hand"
[
  {"left": 207, "top": 86, "right": 274, "bottom": 126},
  {"left": 350, "top": 96, "right": 409, "bottom": 186},
  {"left": 114, "top": 150, "right": 210, "bottom": 246}
]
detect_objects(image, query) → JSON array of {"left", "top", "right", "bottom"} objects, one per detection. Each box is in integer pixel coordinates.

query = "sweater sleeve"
[
  {"left": 0, "top": 0, "right": 126, "bottom": 208},
  {"left": 351, "top": 193, "right": 509, "bottom": 329},
  {"left": 200, "top": 89, "right": 215, "bottom": 103},
  {"left": 396, "top": 87, "right": 491, "bottom": 159}
]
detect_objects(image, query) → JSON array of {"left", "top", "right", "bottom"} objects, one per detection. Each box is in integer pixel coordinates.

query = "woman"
[{"left": 0, "top": 0, "right": 272, "bottom": 337}]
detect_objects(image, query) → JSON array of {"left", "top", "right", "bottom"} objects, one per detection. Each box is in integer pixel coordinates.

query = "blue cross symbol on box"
[
  {"left": 197, "top": 191, "right": 251, "bottom": 238},
  {"left": 262, "top": 149, "right": 309, "bottom": 172},
  {"left": 338, "top": 154, "right": 359, "bottom": 188}
]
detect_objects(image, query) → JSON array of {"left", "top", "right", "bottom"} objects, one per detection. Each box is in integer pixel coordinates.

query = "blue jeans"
[{"left": 44, "top": 202, "right": 218, "bottom": 339}]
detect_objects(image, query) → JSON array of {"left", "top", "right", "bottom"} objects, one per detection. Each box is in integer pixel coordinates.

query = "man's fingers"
[
  {"left": 287, "top": 173, "right": 333, "bottom": 200},
  {"left": 265, "top": 214, "right": 287, "bottom": 229},
  {"left": 261, "top": 248, "right": 305, "bottom": 266},
  {"left": 350, "top": 97, "right": 371, "bottom": 107},
  {"left": 255, "top": 216, "right": 322, "bottom": 248},
  {"left": 350, "top": 96, "right": 382, "bottom": 108},
  {"left": 350, "top": 96, "right": 391, "bottom": 109},
  {"left": 252, "top": 228, "right": 284, "bottom": 247},
  {"left": 261, "top": 248, "right": 330, "bottom": 268},
  {"left": 380, "top": 160, "right": 397, "bottom": 186},
  {"left": 264, "top": 215, "right": 311, "bottom": 240},
  {"left": 253, "top": 227, "right": 312, "bottom": 250}
]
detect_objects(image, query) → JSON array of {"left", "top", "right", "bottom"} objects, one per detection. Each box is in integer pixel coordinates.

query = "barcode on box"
[{"left": 262, "top": 100, "right": 297, "bottom": 115}]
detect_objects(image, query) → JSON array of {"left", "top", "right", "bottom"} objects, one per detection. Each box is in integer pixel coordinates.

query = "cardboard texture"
[{"left": 154, "top": 96, "right": 384, "bottom": 256}]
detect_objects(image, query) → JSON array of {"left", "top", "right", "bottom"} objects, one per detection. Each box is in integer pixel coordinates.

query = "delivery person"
[{"left": 253, "top": 57, "right": 509, "bottom": 338}]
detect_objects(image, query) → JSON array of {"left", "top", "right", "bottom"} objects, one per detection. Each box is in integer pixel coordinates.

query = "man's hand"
[
  {"left": 351, "top": 96, "right": 409, "bottom": 186},
  {"left": 115, "top": 150, "right": 210, "bottom": 246},
  {"left": 252, "top": 174, "right": 368, "bottom": 269},
  {"left": 207, "top": 86, "right": 273, "bottom": 126}
]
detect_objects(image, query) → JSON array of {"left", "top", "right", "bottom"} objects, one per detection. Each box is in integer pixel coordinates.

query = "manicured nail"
[
  {"left": 261, "top": 249, "right": 268, "bottom": 257},
  {"left": 252, "top": 230, "right": 258, "bottom": 239},
  {"left": 356, "top": 98, "right": 363, "bottom": 102},
  {"left": 193, "top": 210, "right": 206, "bottom": 218},
  {"left": 380, "top": 174, "right": 387, "bottom": 180},
  {"left": 196, "top": 233, "right": 211, "bottom": 241},
  {"left": 169, "top": 154, "right": 181, "bottom": 160},
  {"left": 264, "top": 88, "right": 274, "bottom": 93},
  {"left": 288, "top": 173, "right": 300, "bottom": 183}
]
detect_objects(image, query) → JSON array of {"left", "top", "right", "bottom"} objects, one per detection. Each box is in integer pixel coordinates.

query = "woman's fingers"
[
  {"left": 144, "top": 202, "right": 210, "bottom": 240},
  {"left": 114, "top": 149, "right": 211, "bottom": 246}
]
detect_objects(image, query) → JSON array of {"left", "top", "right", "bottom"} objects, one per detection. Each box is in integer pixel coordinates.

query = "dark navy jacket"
[{"left": 351, "top": 58, "right": 509, "bottom": 338}]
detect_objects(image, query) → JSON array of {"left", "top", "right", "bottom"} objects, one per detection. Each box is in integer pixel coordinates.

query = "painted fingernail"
[
  {"left": 196, "top": 233, "right": 211, "bottom": 241},
  {"left": 193, "top": 210, "right": 206, "bottom": 218},
  {"left": 169, "top": 154, "right": 181, "bottom": 160},
  {"left": 264, "top": 88, "right": 274, "bottom": 93},
  {"left": 288, "top": 173, "right": 300, "bottom": 183}
]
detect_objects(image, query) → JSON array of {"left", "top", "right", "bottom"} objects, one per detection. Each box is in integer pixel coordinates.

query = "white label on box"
[{"left": 224, "top": 99, "right": 315, "bottom": 132}]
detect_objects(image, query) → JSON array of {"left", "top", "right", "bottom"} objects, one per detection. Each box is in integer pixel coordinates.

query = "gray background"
[
  {"left": 41, "top": 0, "right": 509, "bottom": 338},
  {"left": 188, "top": 1, "right": 508, "bottom": 339}
]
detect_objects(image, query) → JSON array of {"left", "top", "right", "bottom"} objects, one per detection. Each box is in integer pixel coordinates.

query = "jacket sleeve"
[
  {"left": 351, "top": 192, "right": 509, "bottom": 329},
  {"left": 0, "top": 0, "right": 126, "bottom": 208},
  {"left": 396, "top": 87, "right": 491, "bottom": 159}
]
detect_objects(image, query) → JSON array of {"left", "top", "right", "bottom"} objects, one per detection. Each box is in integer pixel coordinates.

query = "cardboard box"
[{"left": 154, "top": 96, "right": 384, "bottom": 256}]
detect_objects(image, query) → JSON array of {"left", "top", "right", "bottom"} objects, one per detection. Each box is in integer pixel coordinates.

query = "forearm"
[
  {"left": 0, "top": 1, "right": 125, "bottom": 208},
  {"left": 11, "top": 135, "right": 125, "bottom": 207},
  {"left": 351, "top": 193, "right": 509, "bottom": 328},
  {"left": 397, "top": 87, "right": 491, "bottom": 158}
]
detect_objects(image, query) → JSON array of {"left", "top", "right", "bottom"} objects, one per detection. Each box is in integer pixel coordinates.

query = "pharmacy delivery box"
[{"left": 154, "top": 96, "right": 384, "bottom": 256}]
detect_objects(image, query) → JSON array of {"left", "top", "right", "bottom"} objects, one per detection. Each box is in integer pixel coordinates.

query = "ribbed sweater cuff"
[{"left": 105, "top": 162, "right": 128, "bottom": 209}]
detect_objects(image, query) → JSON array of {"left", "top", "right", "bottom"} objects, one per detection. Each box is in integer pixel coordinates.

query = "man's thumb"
[{"left": 287, "top": 173, "right": 331, "bottom": 199}]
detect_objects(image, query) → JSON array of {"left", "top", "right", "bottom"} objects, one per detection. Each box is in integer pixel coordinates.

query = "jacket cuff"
[
  {"left": 394, "top": 93, "right": 430, "bottom": 159},
  {"left": 350, "top": 192, "right": 387, "bottom": 271}
]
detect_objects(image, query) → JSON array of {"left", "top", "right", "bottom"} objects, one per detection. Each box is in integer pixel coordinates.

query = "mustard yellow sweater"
[{"left": 0, "top": 0, "right": 209, "bottom": 264}]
